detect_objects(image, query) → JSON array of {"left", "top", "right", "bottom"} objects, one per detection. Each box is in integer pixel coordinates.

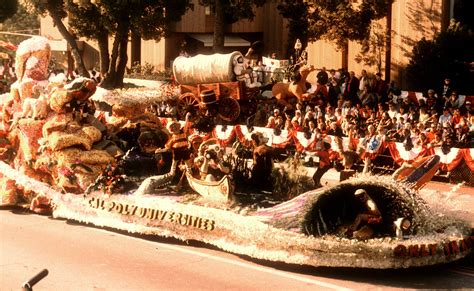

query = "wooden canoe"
[{"left": 185, "top": 172, "right": 234, "bottom": 202}]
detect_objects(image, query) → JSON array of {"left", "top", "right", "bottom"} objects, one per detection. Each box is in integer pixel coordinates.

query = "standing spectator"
[
  {"left": 426, "top": 88, "right": 444, "bottom": 113},
  {"left": 358, "top": 69, "right": 372, "bottom": 106},
  {"left": 440, "top": 77, "right": 453, "bottom": 101},
  {"left": 311, "top": 137, "right": 332, "bottom": 188},
  {"left": 327, "top": 77, "right": 341, "bottom": 107},
  {"left": 316, "top": 67, "right": 329, "bottom": 86},
  {"left": 294, "top": 109, "right": 304, "bottom": 126},
  {"left": 371, "top": 73, "right": 388, "bottom": 105},
  {"left": 343, "top": 71, "right": 360, "bottom": 105}
]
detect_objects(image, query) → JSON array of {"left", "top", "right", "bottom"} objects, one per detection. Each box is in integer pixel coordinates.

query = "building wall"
[
  {"left": 174, "top": 0, "right": 264, "bottom": 33},
  {"left": 261, "top": 2, "right": 288, "bottom": 58},
  {"left": 39, "top": 0, "right": 448, "bottom": 89},
  {"left": 141, "top": 39, "right": 166, "bottom": 70},
  {"left": 307, "top": 0, "right": 444, "bottom": 89}
]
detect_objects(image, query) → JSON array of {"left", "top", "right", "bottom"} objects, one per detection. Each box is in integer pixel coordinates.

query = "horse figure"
[{"left": 271, "top": 64, "right": 316, "bottom": 110}]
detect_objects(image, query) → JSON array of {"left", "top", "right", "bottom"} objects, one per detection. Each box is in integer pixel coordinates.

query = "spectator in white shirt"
[{"left": 438, "top": 107, "right": 452, "bottom": 128}]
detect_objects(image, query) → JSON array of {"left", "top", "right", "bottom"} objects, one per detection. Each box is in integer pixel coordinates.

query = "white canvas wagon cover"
[{"left": 173, "top": 51, "right": 243, "bottom": 85}]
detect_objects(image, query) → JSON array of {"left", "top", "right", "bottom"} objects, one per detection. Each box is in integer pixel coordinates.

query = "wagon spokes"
[
  {"left": 177, "top": 92, "right": 200, "bottom": 120},
  {"left": 218, "top": 97, "right": 240, "bottom": 122}
]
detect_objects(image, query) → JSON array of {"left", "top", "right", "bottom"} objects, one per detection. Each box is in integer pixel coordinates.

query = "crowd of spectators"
[{"left": 253, "top": 68, "right": 472, "bottom": 169}]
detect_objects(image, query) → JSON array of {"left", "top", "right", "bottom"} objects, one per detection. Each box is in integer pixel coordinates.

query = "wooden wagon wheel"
[
  {"left": 218, "top": 97, "right": 240, "bottom": 122},
  {"left": 177, "top": 92, "right": 200, "bottom": 120}
]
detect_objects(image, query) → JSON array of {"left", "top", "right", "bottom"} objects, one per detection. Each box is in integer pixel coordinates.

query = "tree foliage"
[
  {"left": 454, "top": 0, "right": 474, "bottom": 31},
  {"left": 406, "top": 21, "right": 474, "bottom": 95},
  {"left": 0, "top": 3, "right": 39, "bottom": 45},
  {"left": 0, "top": 0, "right": 19, "bottom": 23},
  {"left": 354, "top": 22, "right": 392, "bottom": 73},
  {"left": 277, "top": 0, "right": 311, "bottom": 58},
  {"left": 67, "top": 0, "right": 192, "bottom": 88},
  {"left": 278, "top": 0, "right": 393, "bottom": 62},
  {"left": 199, "top": 0, "right": 265, "bottom": 24},
  {"left": 198, "top": 0, "right": 266, "bottom": 52},
  {"left": 306, "top": 0, "right": 393, "bottom": 47},
  {"left": 21, "top": 0, "right": 90, "bottom": 77}
]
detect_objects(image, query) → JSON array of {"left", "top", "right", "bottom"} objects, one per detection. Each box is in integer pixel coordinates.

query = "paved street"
[{"left": 1, "top": 208, "right": 473, "bottom": 291}]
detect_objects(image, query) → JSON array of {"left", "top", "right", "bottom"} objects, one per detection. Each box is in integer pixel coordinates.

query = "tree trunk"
[
  {"left": 131, "top": 31, "right": 141, "bottom": 67},
  {"left": 384, "top": 2, "right": 392, "bottom": 82},
  {"left": 213, "top": 0, "right": 225, "bottom": 53},
  {"left": 101, "top": 20, "right": 129, "bottom": 89},
  {"left": 48, "top": 9, "right": 90, "bottom": 78},
  {"left": 341, "top": 40, "right": 349, "bottom": 70},
  {"left": 114, "top": 32, "right": 129, "bottom": 88},
  {"left": 97, "top": 31, "right": 109, "bottom": 79},
  {"left": 100, "top": 34, "right": 120, "bottom": 89}
]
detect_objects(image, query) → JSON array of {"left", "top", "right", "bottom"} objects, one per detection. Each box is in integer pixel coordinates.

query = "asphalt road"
[{"left": 1, "top": 209, "right": 473, "bottom": 291}]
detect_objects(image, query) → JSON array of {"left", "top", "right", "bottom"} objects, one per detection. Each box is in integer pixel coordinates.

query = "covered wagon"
[{"left": 172, "top": 52, "right": 260, "bottom": 122}]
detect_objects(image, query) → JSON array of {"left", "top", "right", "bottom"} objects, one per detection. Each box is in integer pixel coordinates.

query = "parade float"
[{"left": 0, "top": 37, "right": 472, "bottom": 269}]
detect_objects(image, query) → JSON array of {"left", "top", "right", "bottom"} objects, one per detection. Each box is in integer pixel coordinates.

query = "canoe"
[
  {"left": 185, "top": 172, "right": 234, "bottom": 202},
  {"left": 404, "top": 155, "right": 441, "bottom": 190}
]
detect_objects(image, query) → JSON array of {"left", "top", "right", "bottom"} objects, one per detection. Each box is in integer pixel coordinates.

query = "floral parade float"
[{"left": 0, "top": 37, "right": 472, "bottom": 269}]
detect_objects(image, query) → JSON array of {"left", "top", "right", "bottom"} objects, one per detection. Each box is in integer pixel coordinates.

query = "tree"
[
  {"left": 0, "top": 4, "right": 39, "bottom": 45},
  {"left": 406, "top": 21, "right": 474, "bottom": 95},
  {"left": 454, "top": 0, "right": 474, "bottom": 31},
  {"left": 68, "top": 0, "right": 192, "bottom": 88},
  {"left": 66, "top": 2, "right": 110, "bottom": 78},
  {"left": 278, "top": 0, "right": 394, "bottom": 69},
  {"left": 198, "top": 0, "right": 266, "bottom": 53},
  {"left": 277, "top": 0, "right": 311, "bottom": 60},
  {"left": 354, "top": 22, "right": 390, "bottom": 74},
  {"left": 22, "top": 0, "right": 90, "bottom": 77},
  {"left": 0, "top": 0, "right": 18, "bottom": 23}
]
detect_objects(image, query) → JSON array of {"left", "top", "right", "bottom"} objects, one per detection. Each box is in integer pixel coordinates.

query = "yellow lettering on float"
[{"left": 87, "top": 198, "right": 216, "bottom": 232}]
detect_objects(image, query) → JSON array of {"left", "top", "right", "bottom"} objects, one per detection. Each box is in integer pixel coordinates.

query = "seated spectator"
[
  {"left": 407, "top": 105, "right": 419, "bottom": 123},
  {"left": 438, "top": 107, "right": 452, "bottom": 128},
  {"left": 419, "top": 106, "right": 430, "bottom": 125},
  {"left": 451, "top": 108, "right": 464, "bottom": 128},
  {"left": 414, "top": 132, "right": 428, "bottom": 148},
  {"left": 429, "top": 132, "right": 443, "bottom": 148},
  {"left": 307, "top": 120, "right": 318, "bottom": 134},
  {"left": 446, "top": 91, "right": 463, "bottom": 109},
  {"left": 327, "top": 121, "right": 343, "bottom": 137},
  {"left": 387, "top": 102, "right": 398, "bottom": 119},
  {"left": 294, "top": 109, "right": 304, "bottom": 126},
  {"left": 375, "top": 102, "right": 386, "bottom": 118},
  {"left": 396, "top": 106, "right": 409, "bottom": 123},
  {"left": 463, "top": 100, "right": 471, "bottom": 114},
  {"left": 454, "top": 124, "right": 469, "bottom": 148},
  {"left": 266, "top": 108, "right": 284, "bottom": 129},
  {"left": 378, "top": 112, "right": 394, "bottom": 132}
]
